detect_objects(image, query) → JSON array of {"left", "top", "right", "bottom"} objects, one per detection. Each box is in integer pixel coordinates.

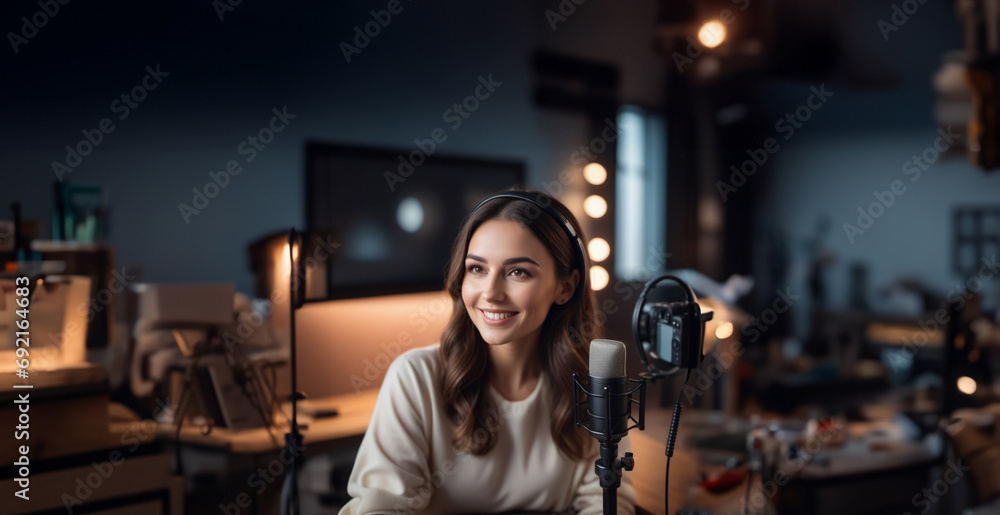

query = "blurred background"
[{"left": 2, "top": 0, "right": 1000, "bottom": 514}]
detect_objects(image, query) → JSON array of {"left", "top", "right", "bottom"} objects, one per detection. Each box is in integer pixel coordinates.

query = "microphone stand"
[
  {"left": 283, "top": 228, "right": 306, "bottom": 515},
  {"left": 597, "top": 440, "right": 634, "bottom": 515},
  {"left": 574, "top": 374, "right": 646, "bottom": 515}
]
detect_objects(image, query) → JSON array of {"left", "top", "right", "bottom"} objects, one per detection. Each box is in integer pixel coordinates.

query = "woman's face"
[{"left": 462, "top": 219, "right": 577, "bottom": 348}]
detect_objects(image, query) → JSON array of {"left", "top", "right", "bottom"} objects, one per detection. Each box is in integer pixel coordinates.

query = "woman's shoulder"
[
  {"left": 383, "top": 343, "right": 442, "bottom": 385},
  {"left": 375, "top": 344, "right": 444, "bottom": 413},
  {"left": 394, "top": 343, "right": 440, "bottom": 367}
]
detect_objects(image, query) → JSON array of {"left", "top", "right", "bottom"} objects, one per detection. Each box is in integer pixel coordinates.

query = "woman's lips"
[{"left": 479, "top": 308, "right": 518, "bottom": 326}]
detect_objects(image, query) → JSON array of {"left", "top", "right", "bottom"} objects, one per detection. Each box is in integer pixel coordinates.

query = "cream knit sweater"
[{"left": 339, "top": 345, "right": 636, "bottom": 515}]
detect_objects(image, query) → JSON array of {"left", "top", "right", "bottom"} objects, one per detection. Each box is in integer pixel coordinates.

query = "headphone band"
[{"left": 470, "top": 191, "right": 588, "bottom": 299}]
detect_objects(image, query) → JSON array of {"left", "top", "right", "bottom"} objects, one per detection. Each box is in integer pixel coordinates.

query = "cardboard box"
[{"left": 136, "top": 283, "right": 235, "bottom": 326}]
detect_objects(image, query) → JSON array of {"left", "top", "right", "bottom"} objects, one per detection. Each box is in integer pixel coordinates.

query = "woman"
[{"left": 340, "top": 191, "right": 636, "bottom": 514}]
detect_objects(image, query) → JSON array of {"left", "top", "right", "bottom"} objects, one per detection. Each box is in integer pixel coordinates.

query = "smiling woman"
[
  {"left": 339, "top": 190, "right": 636, "bottom": 514},
  {"left": 462, "top": 220, "right": 575, "bottom": 355}
]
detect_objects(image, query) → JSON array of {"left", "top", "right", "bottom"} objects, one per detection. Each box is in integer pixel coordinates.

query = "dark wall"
[
  {"left": 742, "top": 0, "right": 1000, "bottom": 335},
  {"left": 1, "top": 0, "right": 665, "bottom": 295}
]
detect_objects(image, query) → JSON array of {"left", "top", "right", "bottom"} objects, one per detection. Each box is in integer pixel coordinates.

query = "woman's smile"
[{"left": 479, "top": 308, "right": 519, "bottom": 325}]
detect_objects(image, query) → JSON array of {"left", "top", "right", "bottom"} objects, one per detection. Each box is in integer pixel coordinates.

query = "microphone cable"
[{"left": 664, "top": 367, "right": 693, "bottom": 514}]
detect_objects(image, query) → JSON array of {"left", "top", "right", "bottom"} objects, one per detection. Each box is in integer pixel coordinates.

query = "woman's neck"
[{"left": 488, "top": 335, "right": 543, "bottom": 401}]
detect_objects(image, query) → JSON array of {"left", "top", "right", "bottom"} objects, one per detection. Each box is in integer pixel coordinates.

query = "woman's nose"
[{"left": 483, "top": 273, "right": 505, "bottom": 302}]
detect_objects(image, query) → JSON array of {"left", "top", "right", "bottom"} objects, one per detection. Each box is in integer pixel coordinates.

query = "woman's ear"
[{"left": 555, "top": 269, "right": 580, "bottom": 305}]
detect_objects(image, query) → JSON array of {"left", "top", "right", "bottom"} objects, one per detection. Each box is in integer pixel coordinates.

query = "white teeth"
[{"left": 483, "top": 311, "right": 514, "bottom": 320}]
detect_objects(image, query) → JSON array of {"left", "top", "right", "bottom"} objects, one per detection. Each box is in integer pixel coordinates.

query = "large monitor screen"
[{"left": 306, "top": 143, "right": 525, "bottom": 300}]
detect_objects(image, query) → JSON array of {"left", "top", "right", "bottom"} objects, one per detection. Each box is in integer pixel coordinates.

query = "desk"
[
  {"left": 633, "top": 407, "right": 944, "bottom": 515},
  {"left": 162, "top": 387, "right": 946, "bottom": 515},
  {"left": 166, "top": 389, "right": 679, "bottom": 514},
  {"left": 631, "top": 406, "right": 701, "bottom": 515},
  {"left": 160, "top": 390, "right": 378, "bottom": 514},
  {"left": 0, "top": 429, "right": 182, "bottom": 515},
  {"left": 0, "top": 366, "right": 183, "bottom": 514},
  {"left": 160, "top": 389, "right": 378, "bottom": 453},
  {"left": 771, "top": 421, "right": 940, "bottom": 515}
]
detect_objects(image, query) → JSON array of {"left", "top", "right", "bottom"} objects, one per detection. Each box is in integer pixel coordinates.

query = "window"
[{"left": 615, "top": 106, "right": 667, "bottom": 280}]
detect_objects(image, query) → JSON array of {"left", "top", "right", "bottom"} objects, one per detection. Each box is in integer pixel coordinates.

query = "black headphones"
[{"left": 471, "top": 191, "right": 588, "bottom": 300}]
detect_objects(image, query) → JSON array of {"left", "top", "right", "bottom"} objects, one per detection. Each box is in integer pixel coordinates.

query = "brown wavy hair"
[{"left": 438, "top": 190, "right": 598, "bottom": 460}]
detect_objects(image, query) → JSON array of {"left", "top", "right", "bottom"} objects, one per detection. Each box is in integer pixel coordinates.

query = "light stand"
[{"left": 282, "top": 228, "right": 305, "bottom": 515}]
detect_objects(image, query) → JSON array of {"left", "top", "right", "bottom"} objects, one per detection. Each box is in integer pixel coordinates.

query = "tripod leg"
[{"left": 172, "top": 364, "right": 198, "bottom": 475}]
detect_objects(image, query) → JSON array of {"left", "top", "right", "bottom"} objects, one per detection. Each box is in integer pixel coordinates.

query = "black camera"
[{"left": 632, "top": 276, "right": 714, "bottom": 375}]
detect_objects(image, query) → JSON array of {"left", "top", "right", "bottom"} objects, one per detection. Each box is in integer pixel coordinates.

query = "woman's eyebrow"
[{"left": 465, "top": 255, "right": 540, "bottom": 266}]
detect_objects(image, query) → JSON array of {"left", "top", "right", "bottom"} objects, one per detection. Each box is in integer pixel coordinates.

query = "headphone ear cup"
[{"left": 571, "top": 238, "right": 587, "bottom": 301}]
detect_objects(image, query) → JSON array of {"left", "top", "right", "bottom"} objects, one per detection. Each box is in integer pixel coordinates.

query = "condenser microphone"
[
  {"left": 584, "top": 339, "right": 637, "bottom": 515},
  {"left": 588, "top": 339, "right": 630, "bottom": 442}
]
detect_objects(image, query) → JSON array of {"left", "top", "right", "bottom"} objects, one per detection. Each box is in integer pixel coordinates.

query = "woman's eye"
[
  {"left": 508, "top": 268, "right": 531, "bottom": 278},
  {"left": 466, "top": 264, "right": 484, "bottom": 274}
]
